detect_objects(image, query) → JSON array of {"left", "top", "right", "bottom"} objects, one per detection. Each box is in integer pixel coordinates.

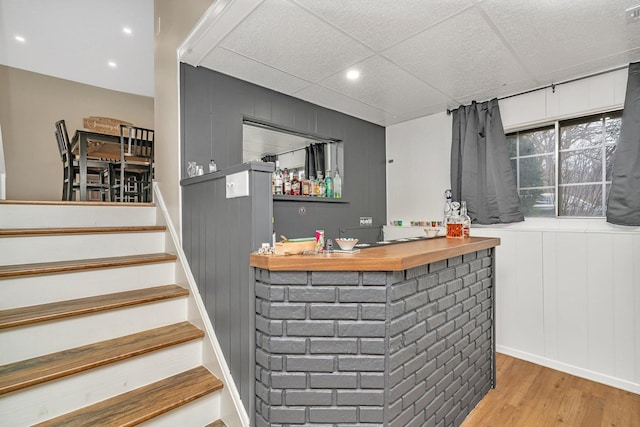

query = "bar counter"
[{"left": 250, "top": 236, "right": 500, "bottom": 427}]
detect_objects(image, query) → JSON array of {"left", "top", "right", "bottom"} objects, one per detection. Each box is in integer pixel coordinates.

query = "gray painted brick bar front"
[{"left": 254, "top": 249, "right": 495, "bottom": 427}]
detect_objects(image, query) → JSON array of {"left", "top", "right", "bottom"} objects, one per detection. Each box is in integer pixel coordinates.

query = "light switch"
[{"left": 226, "top": 171, "right": 249, "bottom": 198}]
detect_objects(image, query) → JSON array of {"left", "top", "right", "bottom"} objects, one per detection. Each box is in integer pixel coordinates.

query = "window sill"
[
  {"left": 273, "top": 195, "right": 349, "bottom": 203},
  {"left": 473, "top": 217, "right": 640, "bottom": 234}
]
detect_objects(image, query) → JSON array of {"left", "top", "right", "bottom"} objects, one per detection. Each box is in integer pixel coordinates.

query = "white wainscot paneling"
[{"left": 486, "top": 226, "right": 640, "bottom": 393}]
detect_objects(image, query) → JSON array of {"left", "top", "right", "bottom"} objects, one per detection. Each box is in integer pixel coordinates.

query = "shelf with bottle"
[{"left": 272, "top": 165, "right": 347, "bottom": 203}]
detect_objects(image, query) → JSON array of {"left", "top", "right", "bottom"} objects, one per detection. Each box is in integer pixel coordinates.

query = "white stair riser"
[
  {"left": 0, "top": 340, "right": 203, "bottom": 427},
  {"left": 0, "top": 263, "right": 176, "bottom": 309},
  {"left": 140, "top": 391, "right": 221, "bottom": 427},
  {"left": 0, "top": 205, "right": 156, "bottom": 228},
  {"left": 0, "top": 232, "right": 166, "bottom": 265},
  {"left": 0, "top": 298, "right": 188, "bottom": 364}
]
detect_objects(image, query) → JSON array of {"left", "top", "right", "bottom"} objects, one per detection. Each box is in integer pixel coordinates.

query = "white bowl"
[
  {"left": 335, "top": 238, "right": 359, "bottom": 251},
  {"left": 424, "top": 228, "right": 441, "bottom": 238}
]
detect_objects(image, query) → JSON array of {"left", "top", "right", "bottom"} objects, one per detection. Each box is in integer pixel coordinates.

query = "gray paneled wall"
[
  {"left": 180, "top": 63, "right": 387, "bottom": 243},
  {"left": 181, "top": 162, "right": 273, "bottom": 422}
]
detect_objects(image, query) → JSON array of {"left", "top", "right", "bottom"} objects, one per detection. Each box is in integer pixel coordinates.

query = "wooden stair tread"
[
  {"left": 0, "top": 225, "right": 166, "bottom": 236},
  {"left": 206, "top": 420, "right": 227, "bottom": 427},
  {"left": 0, "top": 284, "right": 188, "bottom": 329},
  {"left": 0, "top": 253, "right": 177, "bottom": 279},
  {"left": 0, "top": 200, "right": 155, "bottom": 207},
  {"left": 0, "top": 321, "right": 203, "bottom": 396},
  {"left": 34, "top": 366, "right": 223, "bottom": 426}
]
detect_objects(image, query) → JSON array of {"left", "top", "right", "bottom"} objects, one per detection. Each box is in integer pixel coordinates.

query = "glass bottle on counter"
[
  {"left": 318, "top": 171, "right": 326, "bottom": 197},
  {"left": 461, "top": 200, "right": 471, "bottom": 238},
  {"left": 325, "top": 170, "right": 334, "bottom": 198},
  {"left": 446, "top": 202, "right": 464, "bottom": 239},
  {"left": 443, "top": 189, "right": 453, "bottom": 226},
  {"left": 333, "top": 168, "right": 342, "bottom": 198}
]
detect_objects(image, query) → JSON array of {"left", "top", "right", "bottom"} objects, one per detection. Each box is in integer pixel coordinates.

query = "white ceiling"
[
  {"left": 2, "top": 1, "right": 639, "bottom": 126},
  {"left": 183, "top": 0, "right": 640, "bottom": 126},
  {"left": 0, "top": 0, "right": 154, "bottom": 97}
]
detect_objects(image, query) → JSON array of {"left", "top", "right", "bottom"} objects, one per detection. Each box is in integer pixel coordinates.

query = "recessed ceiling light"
[
  {"left": 122, "top": 27, "right": 132, "bottom": 35},
  {"left": 14, "top": 35, "right": 26, "bottom": 43},
  {"left": 108, "top": 61, "right": 117, "bottom": 68},
  {"left": 346, "top": 69, "right": 360, "bottom": 80}
]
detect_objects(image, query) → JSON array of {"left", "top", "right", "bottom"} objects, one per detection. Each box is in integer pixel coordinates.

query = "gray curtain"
[
  {"left": 305, "top": 143, "right": 326, "bottom": 178},
  {"left": 607, "top": 62, "right": 640, "bottom": 226},
  {"left": 451, "top": 98, "right": 523, "bottom": 224}
]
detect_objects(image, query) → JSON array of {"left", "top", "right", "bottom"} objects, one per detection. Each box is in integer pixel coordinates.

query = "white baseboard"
[{"left": 497, "top": 345, "right": 640, "bottom": 395}]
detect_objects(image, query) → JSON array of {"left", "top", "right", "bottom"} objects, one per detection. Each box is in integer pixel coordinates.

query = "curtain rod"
[{"left": 446, "top": 64, "right": 629, "bottom": 115}]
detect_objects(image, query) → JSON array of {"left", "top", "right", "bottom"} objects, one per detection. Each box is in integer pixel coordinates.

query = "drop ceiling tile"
[
  {"left": 200, "top": 47, "right": 312, "bottom": 95},
  {"left": 318, "top": 55, "right": 452, "bottom": 117},
  {"left": 481, "top": 0, "right": 640, "bottom": 77},
  {"left": 382, "top": 6, "right": 530, "bottom": 100},
  {"left": 219, "top": 0, "right": 373, "bottom": 83},
  {"left": 293, "top": 84, "right": 389, "bottom": 125},
  {"left": 293, "top": 0, "right": 473, "bottom": 51}
]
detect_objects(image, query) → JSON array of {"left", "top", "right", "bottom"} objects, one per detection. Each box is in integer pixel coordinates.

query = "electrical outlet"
[{"left": 360, "top": 216, "right": 373, "bottom": 226}]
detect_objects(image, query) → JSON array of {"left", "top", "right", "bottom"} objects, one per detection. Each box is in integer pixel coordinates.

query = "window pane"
[
  {"left": 605, "top": 145, "right": 616, "bottom": 181},
  {"left": 519, "top": 128, "right": 555, "bottom": 156},
  {"left": 520, "top": 155, "right": 555, "bottom": 188},
  {"left": 560, "top": 148, "right": 602, "bottom": 184},
  {"left": 507, "top": 134, "right": 517, "bottom": 158},
  {"left": 559, "top": 184, "right": 603, "bottom": 216},
  {"left": 561, "top": 119, "right": 603, "bottom": 150},
  {"left": 520, "top": 189, "right": 555, "bottom": 217},
  {"left": 511, "top": 159, "right": 517, "bottom": 183},
  {"left": 605, "top": 115, "right": 622, "bottom": 145}
]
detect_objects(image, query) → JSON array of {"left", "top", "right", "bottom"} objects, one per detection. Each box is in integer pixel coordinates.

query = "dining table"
[{"left": 70, "top": 130, "right": 121, "bottom": 201}]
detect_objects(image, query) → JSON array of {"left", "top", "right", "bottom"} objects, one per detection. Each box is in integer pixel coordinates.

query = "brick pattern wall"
[
  {"left": 254, "top": 248, "right": 494, "bottom": 427},
  {"left": 254, "top": 270, "right": 392, "bottom": 426},
  {"left": 386, "top": 250, "right": 494, "bottom": 427}
]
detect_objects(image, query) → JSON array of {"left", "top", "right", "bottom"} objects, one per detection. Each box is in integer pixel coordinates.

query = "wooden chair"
[
  {"left": 55, "top": 120, "right": 110, "bottom": 201},
  {"left": 109, "top": 125, "right": 154, "bottom": 202}
]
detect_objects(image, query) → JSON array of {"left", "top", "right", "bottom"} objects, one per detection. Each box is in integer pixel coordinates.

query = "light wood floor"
[{"left": 461, "top": 354, "right": 640, "bottom": 427}]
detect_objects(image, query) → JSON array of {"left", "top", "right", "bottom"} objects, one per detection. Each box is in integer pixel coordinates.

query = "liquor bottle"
[
  {"left": 291, "top": 169, "right": 300, "bottom": 196},
  {"left": 461, "top": 200, "right": 471, "bottom": 238},
  {"left": 446, "top": 202, "right": 463, "bottom": 239},
  {"left": 325, "top": 170, "right": 334, "bottom": 198},
  {"left": 209, "top": 159, "right": 217, "bottom": 173},
  {"left": 333, "top": 168, "right": 342, "bottom": 198},
  {"left": 274, "top": 162, "right": 283, "bottom": 195},
  {"left": 310, "top": 175, "right": 317, "bottom": 196},
  {"left": 283, "top": 168, "right": 291, "bottom": 195},
  {"left": 302, "top": 172, "right": 310, "bottom": 196},
  {"left": 318, "top": 171, "right": 326, "bottom": 197}
]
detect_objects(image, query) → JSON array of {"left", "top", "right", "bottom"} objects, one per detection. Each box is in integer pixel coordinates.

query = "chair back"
[
  {"left": 120, "top": 125, "right": 154, "bottom": 162},
  {"left": 55, "top": 120, "right": 75, "bottom": 200}
]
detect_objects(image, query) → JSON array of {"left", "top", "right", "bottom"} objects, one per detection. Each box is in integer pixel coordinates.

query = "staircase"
[{"left": 0, "top": 200, "right": 246, "bottom": 426}]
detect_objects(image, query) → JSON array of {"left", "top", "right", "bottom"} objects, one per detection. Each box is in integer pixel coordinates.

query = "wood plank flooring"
[{"left": 461, "top": 354, "right": 640, "bottom": 427}]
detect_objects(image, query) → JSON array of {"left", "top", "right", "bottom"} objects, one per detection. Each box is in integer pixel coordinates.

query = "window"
[{"left": 507, "top": 111, "right": 622, "bottom": 217}]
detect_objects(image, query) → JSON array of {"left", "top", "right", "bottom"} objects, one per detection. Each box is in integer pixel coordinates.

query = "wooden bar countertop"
[{"left": 250, "top": 236, "right": 500, "bottom": 272}]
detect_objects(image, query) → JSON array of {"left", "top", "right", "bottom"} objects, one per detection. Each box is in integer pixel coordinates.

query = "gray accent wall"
[
  {"left": 181, "top": 162, "right": 273, "bottom": 422},
  {"left": 180, "top": 63, "right": 387, "bottom": 243}
]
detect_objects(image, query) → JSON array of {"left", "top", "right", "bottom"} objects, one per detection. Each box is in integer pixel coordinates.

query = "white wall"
[{"left": 386, "top": 67, "right": 640, "bottom": 394}]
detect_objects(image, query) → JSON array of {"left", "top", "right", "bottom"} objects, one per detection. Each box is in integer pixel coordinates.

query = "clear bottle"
[
  {"left": 283, "top": 168, "right": 291, "bottom": 195},
  {"left": 209, "top": 159, "right": 217, "bottom": 173},
  {"left": 325, "top": 170, "right": 334, "bottom": 198},
  {"left": 309, "top": 175, "right": 317, "bottom": 196},
  {"left": 274, "top": 162, "right": 283, "bottom": 195},
  {"left": 317, "top": 171, "right": 326, "bottom": 197},
  {"left": 443, "top": 189, "right": 453, "bottom": 227},
  {"left": 461, "top": 200, "right": 471, "bottom": 238},
  {"left": 333, "top": 168, "right": 342, "bottom": 198}
]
